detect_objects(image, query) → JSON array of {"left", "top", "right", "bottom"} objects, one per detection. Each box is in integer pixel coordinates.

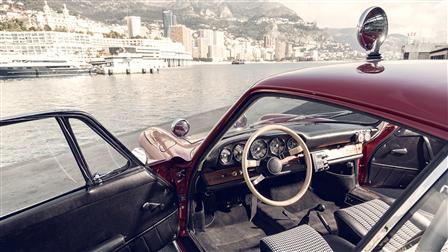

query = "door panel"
[
  {"left": 0, "top": 168, "right": 178, "bottom": 252},
  {"left": 0, "top": 112, "right": 179, "bottom": 252},
  {"left": 368, "top": 128, "right": 445, "bottom": 189}
]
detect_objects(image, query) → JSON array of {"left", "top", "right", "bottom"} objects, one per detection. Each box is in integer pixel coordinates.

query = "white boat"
[{"left": 0, "top": 57, "right": 94, "bottom": 78}]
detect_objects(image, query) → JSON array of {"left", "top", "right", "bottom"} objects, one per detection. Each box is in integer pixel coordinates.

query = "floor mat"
[
  {"left": 258, "top": 183, "right": 341, "bottom": 235},
  {"left": 195, "top": 206, "right": 266, "bottom": 252}
]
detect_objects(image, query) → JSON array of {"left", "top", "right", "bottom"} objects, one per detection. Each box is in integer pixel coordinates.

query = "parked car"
[{"left": 1, "top": 7, "right": 447, "bottom": 252}]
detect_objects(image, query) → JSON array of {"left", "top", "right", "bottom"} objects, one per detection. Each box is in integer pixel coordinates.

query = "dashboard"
[{"left": 201, "top": 123, "right": 376, "bottom": 189}]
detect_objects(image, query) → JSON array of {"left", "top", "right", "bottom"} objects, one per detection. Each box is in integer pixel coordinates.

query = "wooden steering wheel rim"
[{"left": 241, "top": 124, "right": 313, "bottom": 207}]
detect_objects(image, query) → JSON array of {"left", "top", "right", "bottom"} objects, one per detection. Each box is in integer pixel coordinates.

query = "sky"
[{"left": 279, "top": 0, "right": 447, "bottom": 43}]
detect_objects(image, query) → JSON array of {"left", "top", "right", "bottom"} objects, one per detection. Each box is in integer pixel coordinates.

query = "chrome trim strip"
[
  {"left": 328, "top": 154, "right": 363, "bottom": 165},
  {"left": 362, "top": 156, "right": 448, "bottom": 251}
]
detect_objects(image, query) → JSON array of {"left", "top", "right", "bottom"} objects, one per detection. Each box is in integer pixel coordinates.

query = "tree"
[
  {"left": 103, "top": 30, "right": 125, "bottom": 39},
  {"left": 44, "top": 24, "right": 52, "bottom": 31},
  {"left": 0, "top": 19, "right": 27, "bottom": 31}
]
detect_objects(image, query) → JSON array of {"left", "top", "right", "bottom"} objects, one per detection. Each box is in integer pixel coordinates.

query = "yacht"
[{"left": 0, "top": 58, "right": 94, "bottom": 78}]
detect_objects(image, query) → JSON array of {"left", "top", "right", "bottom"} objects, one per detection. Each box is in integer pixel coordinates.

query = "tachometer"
[
  {"left": 287, "top": 137, "right": 298, "bottom": 150},
  {"left": 233, "top": 144, "right": 244, "bottom": 162},
  {"left": 250, "top": 139, "right": 267, "bottom": 160},
  {"left": 269, "top": 137, "right": 286, "bottom": 155},
  {"left": 219, "top": 148, "right": 232, "bottom": 165}
]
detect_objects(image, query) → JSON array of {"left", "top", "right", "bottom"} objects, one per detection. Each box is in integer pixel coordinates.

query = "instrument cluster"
[{"left": 218, "top": 136, "right": 299, "bottom": 166}]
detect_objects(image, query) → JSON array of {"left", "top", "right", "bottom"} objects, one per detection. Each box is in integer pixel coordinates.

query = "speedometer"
[
  {"left": 269, "top": 137, "right": 286, "bottom": 156},
  {"left": 233, "top": 144, "right": 244, "bottom": 162},
  {"left": 250, "top": 139, "right": 267, "bottom": 160}
]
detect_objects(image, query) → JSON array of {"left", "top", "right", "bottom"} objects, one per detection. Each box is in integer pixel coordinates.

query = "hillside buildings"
[{"left": 0, "top": 2, "right": 399, "bottom": 63}]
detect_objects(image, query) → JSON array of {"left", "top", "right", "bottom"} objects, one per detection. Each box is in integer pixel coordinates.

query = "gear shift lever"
[{"left": 298, "top": 204, "right": 332, "bottom": 234}]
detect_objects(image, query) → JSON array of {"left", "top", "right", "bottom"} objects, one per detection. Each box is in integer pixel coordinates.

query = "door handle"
[
  {"left": 391, "top": 148, "right": 408, "bottom": 155},
  {"left": 142, "top": 202, "right": 164, "bottom": 212}
]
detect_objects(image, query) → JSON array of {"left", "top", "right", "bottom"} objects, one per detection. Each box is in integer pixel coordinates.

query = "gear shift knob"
[{"left": 315, "top": 204, "right": 326, "bottom": 212}]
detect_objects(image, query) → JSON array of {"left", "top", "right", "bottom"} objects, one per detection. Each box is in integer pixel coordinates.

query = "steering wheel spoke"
[
  {"left": 247, "top": 159, "right": 260, "bottom": 168},
  {"left": 251, "top": 174, "right": 265, "bottom": 186},
  {"left": 289, "top": 146, "right": 303, "bottom": 156},
  {"left": 280, "top": 155, "right": 298, "bottom": 165}
]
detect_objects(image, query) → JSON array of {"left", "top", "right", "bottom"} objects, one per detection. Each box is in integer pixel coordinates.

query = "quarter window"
[{"left": 69, "top": 119, "right": 129, "bottom": 178}]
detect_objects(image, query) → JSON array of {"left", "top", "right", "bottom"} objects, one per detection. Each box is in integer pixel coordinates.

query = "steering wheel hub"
[{"left": 267, "top": 157, "right": 283, "bottom": 175}]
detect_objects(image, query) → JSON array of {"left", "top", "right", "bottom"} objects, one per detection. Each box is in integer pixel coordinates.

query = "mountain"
[
  {"left": 21, "top": 0, "right": 321, "bottom": 42},
  {"left": 22, "top": 0, "right": 299, "bottom": 24}
]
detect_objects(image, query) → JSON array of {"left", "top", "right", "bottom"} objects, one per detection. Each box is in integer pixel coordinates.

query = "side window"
[
  {"left": 69, "top": 119, "right": 129, "bottom": 178},
  {"left": 0, "top": 119, "right": 85, "bottom": 217},
  {"left": 375, "top": 171, "right": 448, "bottom": 252}
]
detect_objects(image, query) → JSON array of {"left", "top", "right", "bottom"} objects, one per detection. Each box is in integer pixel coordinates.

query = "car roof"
[{"left": 251, "top": 60, "right": 448, "bottom": 140}]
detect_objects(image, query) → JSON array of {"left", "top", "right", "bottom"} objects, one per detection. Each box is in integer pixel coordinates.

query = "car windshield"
[{"left": 228, "top": 96, "right": 379, "bottom": 134}]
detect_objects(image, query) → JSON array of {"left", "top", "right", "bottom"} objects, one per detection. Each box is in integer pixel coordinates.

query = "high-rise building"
[
  {"left": 162, "top": 10, "right": 173, "bottom": 38},
  {"left": 198, "top": 29, "right": 214, "bottom": 46},
  {"left": 197, "top": 29, "right": 225, "bottom": 61},
  {"left": 126, "top": 16, "right": 141, "bottom": 38},
  {"left": 197, "top": 37, "right": 208, "bottom": 59},
  {"left": 275, "top": 40, "right": 286, "bottom": 61},
  {"left": 172, "top": 14, "right": 177, "bottom": 26},
  {"left": 170, "top": 24, "right": 192, "bottom": 54},
  {"left": 263, "top": 35, "right": 275, "bottom": 49}
]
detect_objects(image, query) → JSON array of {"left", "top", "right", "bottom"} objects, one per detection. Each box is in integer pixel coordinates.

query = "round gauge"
[
  {"left": 219, "top": 148, "right": 232, "bottom": 165},
  {"left": 269, "top": 137, "right": 286, "bottom": 155},
  {"left": 250, "top": 139, "right": 268, "bottom": 160},
  {"left": 364, "top": 131, "right": 371, "bottom": 142},
  {"left": 357, "top": 132, "right": 365, "bottom": 143},
  {"left": 233, "top": 144, "right": 244, "bottom": 162},
  {"left": 287, "top": 137, "right": 298, "bottom": 150}
]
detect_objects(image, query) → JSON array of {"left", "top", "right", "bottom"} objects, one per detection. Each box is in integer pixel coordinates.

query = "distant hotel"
[{"left": 0, "top": 31, "right": 192, "bottom": 66}]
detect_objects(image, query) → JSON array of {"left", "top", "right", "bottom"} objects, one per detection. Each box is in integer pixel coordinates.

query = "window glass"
[
  {"left": 375, "top": 170, "right": 448, "bottom": 251},
  {"left": 69, "top": 119, "right": 129, "bottom": 177},
  {"left": 226, "top": 95, "right": 378, "bottom": 137},
  {"left": 0, "top": 118, "right": 84, "bottom": 217}
]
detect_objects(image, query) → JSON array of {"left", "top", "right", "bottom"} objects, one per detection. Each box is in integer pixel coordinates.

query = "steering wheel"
[{"left": 241, "top": 125, "right": 313, "bottom": 207}]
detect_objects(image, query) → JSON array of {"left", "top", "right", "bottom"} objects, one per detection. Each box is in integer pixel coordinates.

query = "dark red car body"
[{"left": 150, "top": 60, "right": 448, "bottom": 237}]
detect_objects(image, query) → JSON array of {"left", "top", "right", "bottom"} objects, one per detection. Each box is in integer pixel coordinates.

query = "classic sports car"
[{"left": 0, "top": 7, "right": 447, "bottom": 252}]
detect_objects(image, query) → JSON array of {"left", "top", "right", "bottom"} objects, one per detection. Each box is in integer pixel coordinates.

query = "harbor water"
[{"left": 1, "top": 62, "right": 332, "bottom": 166}]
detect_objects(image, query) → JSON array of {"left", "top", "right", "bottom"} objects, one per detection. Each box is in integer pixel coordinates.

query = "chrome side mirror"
[
  {"left": 357, "top": 6, "right": 388, "bottom": 59},
  {"left": 171, "top": 118, "right": 190, "bottom": 138}
]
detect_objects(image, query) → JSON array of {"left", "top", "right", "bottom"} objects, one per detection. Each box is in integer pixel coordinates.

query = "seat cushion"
[
  {"left": 323, "top": 235, "right": 356, "bottom": 252},
  {"left": 334, "top": 198, "right": 430, "bottom": 251},
  {"left": 260, "top": 225, "right": 333, "bottom": 252},
  {"left": 334, "top": 199, "right": 390, "bottom": 243}
]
